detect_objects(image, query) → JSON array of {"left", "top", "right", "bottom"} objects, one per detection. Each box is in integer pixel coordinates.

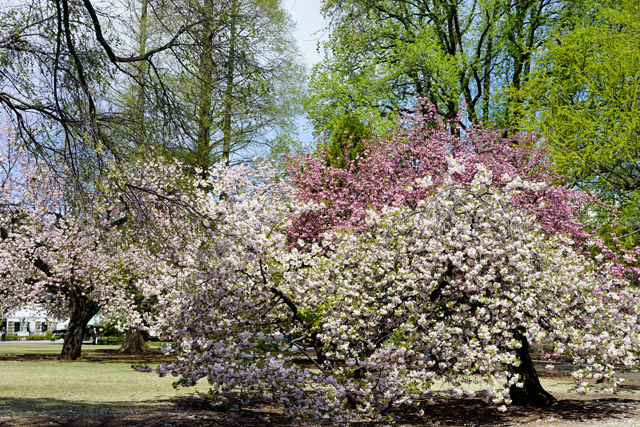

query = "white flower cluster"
[{"left": 140, "top": 164, "right": 640, "bottom": 422}]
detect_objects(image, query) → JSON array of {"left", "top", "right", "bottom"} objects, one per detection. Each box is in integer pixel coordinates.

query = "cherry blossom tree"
[
  {"left": 157, "top": 161, "right": 640, "bottom": 422},
  {"left": 0, "top": 122, "right": 205, "bottom": 360},
  {"left": 151, "top": 104, "right": 638, "bottom": 421},
  {"left": 285, "top": 102, "right": 640, "bottom": 281}
]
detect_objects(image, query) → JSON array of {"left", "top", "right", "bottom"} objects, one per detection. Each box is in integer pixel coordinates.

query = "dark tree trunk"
[
  {"left": 60, "top": 291, "right": 99, "bottom": 360},
  {"left": 117, "top": 328, "right": 152, "bottom": 354},
  {"left": 509, "top": 328, "right": 556, "bottom": 406}
]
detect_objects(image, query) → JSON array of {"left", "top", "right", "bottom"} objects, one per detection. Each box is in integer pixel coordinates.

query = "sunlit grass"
[{"left": 0, "top": 357, "right": 198, "bottom": 419}]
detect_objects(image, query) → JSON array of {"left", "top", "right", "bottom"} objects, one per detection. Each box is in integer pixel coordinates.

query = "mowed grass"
[{"left": 0, "top": 344, "right": 198, "bottom": 419}]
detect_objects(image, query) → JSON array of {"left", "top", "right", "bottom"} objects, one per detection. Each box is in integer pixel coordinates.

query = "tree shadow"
[
  {"left": 356, "top": 397, "right": 640, "bottom": 426},
  {"left": 0, "top": 396, "right": 160, "bottom": 419},
  {"left": 1, "top": 395, "right": 638, "bottom": 427},
  {"left": 0, "top": 396, "right": 293, "bottom": 427}
]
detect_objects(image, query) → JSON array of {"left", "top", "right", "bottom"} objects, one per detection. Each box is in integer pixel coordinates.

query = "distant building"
[{"left": 1, "top": 307, "right": 68, "bottom": 337}]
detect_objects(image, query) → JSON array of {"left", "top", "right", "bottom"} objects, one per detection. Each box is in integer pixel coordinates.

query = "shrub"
[{"left": 28, "top": 335, "right": 47, "bottom": 341}]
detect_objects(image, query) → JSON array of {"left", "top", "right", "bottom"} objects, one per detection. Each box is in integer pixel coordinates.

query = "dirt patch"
[{"left": 0, "top": 349, "right": 174, "bottom": 364}]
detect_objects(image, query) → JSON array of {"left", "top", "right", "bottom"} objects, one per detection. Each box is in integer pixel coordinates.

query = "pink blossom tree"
[{"left": 285, "top": 104, "right": 592, "bottom": 245}]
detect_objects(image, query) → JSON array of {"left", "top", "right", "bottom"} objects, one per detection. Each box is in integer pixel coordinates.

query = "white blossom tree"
[
  {"left": 0, "top": 123, "right": 207, "bottom": 359},
  {"left": 157, "top": 160, "right": 640, "bottom": 422}
]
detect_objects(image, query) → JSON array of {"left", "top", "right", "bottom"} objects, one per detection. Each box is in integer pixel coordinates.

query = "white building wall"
[{"left": 3, "top": 306, "right": 67, "bottom": 335}]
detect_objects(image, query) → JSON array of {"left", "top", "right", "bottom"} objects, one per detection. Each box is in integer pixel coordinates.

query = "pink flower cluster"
[
  {"left": 285, "top": 102, "right": 638, "bottom": 281},
  {"left": 286, "top": 103, "right": 589, "bottom": 245}
]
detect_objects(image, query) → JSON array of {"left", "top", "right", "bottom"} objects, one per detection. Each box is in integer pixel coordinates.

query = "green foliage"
[
  {"left": 516, "top": 0, "right": 640, "bottom": 246},
  {"left": 307, "top": 0, "right": 560, "bottom": 131},
  {"left": 297, "top": 307, "right": 324, "bottom": 331},
  {"left": 94, "top": 319, "right": 125, "bottom": 339},
  {"left": 3, "top": 335, "right": 48, "bottom": 341},
  {"left": 97, "top": 336, "right": 126, "bottom": 345},
  {"left": 325, "top": 114, "right": 371, "bottom": 169}
]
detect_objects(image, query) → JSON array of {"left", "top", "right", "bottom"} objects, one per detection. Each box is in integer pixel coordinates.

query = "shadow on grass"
[
  {"left": 0, "top": 349, "right": 174, "bottom": 364},
  {"left": 0, "top": 396, "right": 162, "bottom": 419},
  {"left": 0, "top": 395, "right": 638, "bottom": 427},
  {"left": 0, "top": 396, "right": 293, "bottom": 427},
  {"left": 353, "top": 397, "right": 640, "bottom": 427}
]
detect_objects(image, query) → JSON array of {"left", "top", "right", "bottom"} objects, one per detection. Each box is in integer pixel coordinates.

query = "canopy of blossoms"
[
  {"left": 285, "top": 104, "right": 640, "bottom": 281},
  {"left": 157, "top": 160, "right": 640, "bottom": 422}
]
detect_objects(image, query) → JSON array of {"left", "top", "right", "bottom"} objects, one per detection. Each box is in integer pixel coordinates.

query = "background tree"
[
  {"left": 118, "top": 0, "right": 305, "bottom": 173},
  {"left": 515, "top": 0, "right": 640, "bottom": 247},
  {"left": 0, "top": 123, "right": 210, "bottom": 360},
  {"left": 306, "top": 0, "right": 566, "bottom": 132},
  {"left": 325, "top": 114, "right": 370, "bottom": 169},
  {"left": 0, "top": 0, "right": 304, "bottom": 180},
  {"left": 0, "top": 0, "right": 180, "bottom": 178}
]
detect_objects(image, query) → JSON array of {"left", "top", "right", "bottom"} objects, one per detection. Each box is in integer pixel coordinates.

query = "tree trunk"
[
  {"left": 134, "top": 0, "right": 149, "bottom": 148},
  {"left": 60, "top": 291, "right": 99, "bottom": 360},
  {"left": 195, "top": 0, "right": 215, "bottom": 175},
  {"left": 117, "top": 328, "right": 152, "bottom": 354},
  {"left": 509, "top": 328, "right": 556, "bottom": 406},
  {"left": 221, "top": 0, "right": 238, "bottom": 166}
]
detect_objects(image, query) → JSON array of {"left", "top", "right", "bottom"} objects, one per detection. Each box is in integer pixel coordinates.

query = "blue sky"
[
  {"left": 283, "top": 0, "right": 328, "bottom": 68},
  {"left": 282, "top": 0, "right": 329, "bottom": 142}
]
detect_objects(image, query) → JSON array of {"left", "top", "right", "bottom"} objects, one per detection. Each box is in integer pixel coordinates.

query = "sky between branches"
[{"left": 283, "top": 0, "right": 327, "bottom": 142}]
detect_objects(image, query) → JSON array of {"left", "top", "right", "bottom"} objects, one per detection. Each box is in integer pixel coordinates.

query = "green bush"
[
  {"left": 2, "top": 334, "right": 48, "bottom": 341},
  {"left": 44, "top": 330, "right": 54, "bottom": 340},
  {"left": 28, "top": 335, "right": 47, "bottom": 341}
]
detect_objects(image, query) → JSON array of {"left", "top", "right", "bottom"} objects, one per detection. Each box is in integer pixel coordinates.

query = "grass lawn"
[
  {"left": 1, "top": 343, "right": 640, "bottom": 426},
  {"left": 0, "top": 345, "right": 198, "bottom": 420}
]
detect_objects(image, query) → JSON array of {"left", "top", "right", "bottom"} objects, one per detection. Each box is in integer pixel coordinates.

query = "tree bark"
[
  {"left": 60, "top": 290, "right": 99, "bottom": 360},
  {"left": 195, "top": 0, "right": 215, "bottom": 175},
  {"left": 117, "top": 328, "right": 152, "bottom": 354},
  {"left": 509, "top": 328, "right": 556, "bottom": 406},
  {"left": 221, "top": 0, "right": 238, "bottom": 166}
]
